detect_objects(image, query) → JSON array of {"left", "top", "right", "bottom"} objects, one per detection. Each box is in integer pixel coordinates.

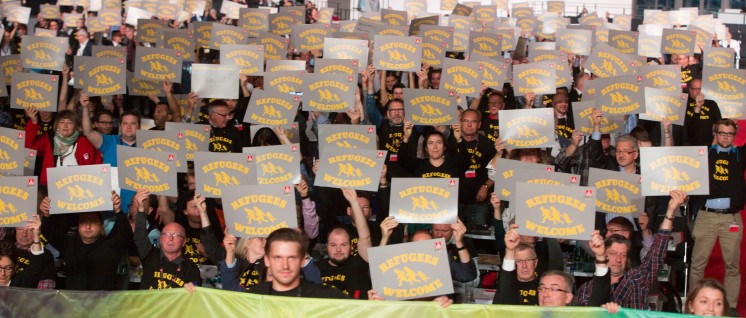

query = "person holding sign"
[
  {"left": 318, "top": 189, "right": 373, "bottom": 299},
  {"left": 196, "top": 100, "right": 243, "bottom": 153},
  {"left": 398, "top": 125, "right": 466, "bottom": 179},
  {"left": 431, "top": 220, "right": 479, "bottom": 284},
  {"left": 249, "top": 228, "right": 348, "bottom": 298},
  {"left": 25, "top": 107, "right": 102, "bottom": 185},
  {"left": 682, "top": 79, "right": 722, "bottom": 147},
  {"left": 576, "top": 190, "right": 683, "bottom": 309},
  {"left": 689, "top": 118, "right": 744, "bottom": 314},
  {"left": 555, "top": 107, "right": 603, "bottom": 186},
  {"left": 134, "top": 189, "right": 202, "bottom": 290},
  {"left": 39, "top": 191, "right": 131, "bottom": 290}
]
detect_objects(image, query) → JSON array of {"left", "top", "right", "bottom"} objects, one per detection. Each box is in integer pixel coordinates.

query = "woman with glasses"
[
  {"left": 0, "top": 216, "right": 47, "bottom": 288},
  {"left": 24, "top": 107, "right": 102, "bottom": 186}
]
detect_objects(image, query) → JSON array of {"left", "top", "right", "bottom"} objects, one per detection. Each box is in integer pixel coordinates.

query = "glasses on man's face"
[
  {"left": 617, "top": 150, "right": 637, "bottom": 156},
  {"left": 0, "top": 265, "right": 14, "bottom": 273},
  {"left": 161, "top": 233, "right": 185, "bottom": 240},
  {"left": 516, "top": 258, "right": 537, "bottom": 265},
  {"left": 537, "top": 286, "right": 570, "bottom": 293},
  {"left": 388, "top": 108, "right": 404, "bottom": 113},
  {"left": 717, "top": 131, "right": 736, "bottom": 137}
]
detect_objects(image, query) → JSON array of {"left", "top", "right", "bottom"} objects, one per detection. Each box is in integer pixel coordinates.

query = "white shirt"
[
  {"left": 76, "top": 40, "right": 89, "bottom": 56},
  {"left": 57, "top": 143, "right": 79, "bottom": 166}
]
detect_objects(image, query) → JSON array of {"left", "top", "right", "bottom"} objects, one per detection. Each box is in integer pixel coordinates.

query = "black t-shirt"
[
  {"left": 317, "top": 255, "right": 371, "bottom": 299},
  {"left": 197, "top": 119, "right": 243, "bottom": 153},
  {"left": 139, "top": 253, "right": 202, "bottom": 290},
  {"left": 182, "top": 225, "right": 208, "bottom": 265},
  {"left": 481, "top": 115, "right": 500, "bottom": 144},
  {"left": 249, "top": 280, "right": 350, "bottom": 299}
]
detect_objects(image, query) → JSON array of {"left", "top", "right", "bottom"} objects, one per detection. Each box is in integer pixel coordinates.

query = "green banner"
[{"left": 0, "top": 287, "right": 688, "bottom": 317}]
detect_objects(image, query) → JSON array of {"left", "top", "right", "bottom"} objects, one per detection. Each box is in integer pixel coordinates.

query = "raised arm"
[
  {"left": 343, "top": 189, "right": 371, "bottom": 262},
  {"left": 80, "top": 92, "right": 103, "bottom": 148},
  {"left": 58, "top": 64, "right": 71, "bottom": 111},
  {"left": 164, "top": 80, "right": 180, "bottom": 122},
  {"left": 296, "top": 178, "right": 319, "bottom": 239},
  {"left": 133, "top": 189, "right": 154, "bottom": 260}
]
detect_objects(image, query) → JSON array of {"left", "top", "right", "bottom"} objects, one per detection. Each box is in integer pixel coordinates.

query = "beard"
[{"left": 329, "top": 255, "right": 350, "bottom": 266}]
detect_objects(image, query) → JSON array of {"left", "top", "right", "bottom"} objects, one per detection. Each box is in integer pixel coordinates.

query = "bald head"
[{"left": 160, "top": 222, "right": 187, "bottom": 255}]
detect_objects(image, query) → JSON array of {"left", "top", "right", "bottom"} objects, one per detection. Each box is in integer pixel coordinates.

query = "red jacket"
[{"left": 25, "top": 121, "right": 102, "bottom": 185}]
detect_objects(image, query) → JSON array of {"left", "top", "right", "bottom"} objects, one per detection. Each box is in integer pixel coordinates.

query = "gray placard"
[
  {"left": 40, "top": 4, "right": 59, "bottom": 19},
  {"left": 317, "top": 124, "right": 377, "bottom": 155},
  {"left": 249, "top": 144, "right": 302, "bottom": 185},
  {"left": 210, "top": 23, "right": 249, "bottom": 50},
  {"left": 586, "top": 42, "right": 641, "bottom": 78},
  {"left": 529, "top": 50, "right": 572, "bottom": 88},
  {"left": 194, "top": 151, "right": 258, "bottom": 198},
  {"left": 368, "top": 238, "right": 454, "bottom": 300},
  {"left": 221, "top": 184, "right": 297, "bottom": 237},
  {"left": 20, "top": 36, "right": 67, "bottom": 71},
  {"left": 137, "top": 19, "right": 168, "bottom": 44},
  {"left": 264, "top": 70, "right": 305, "bottom": 95},
  {"left": 492, "top": 158, "right": 554, "bottom": 201},
  {"left": 243, "top": 89, "right": 300, "bottom": 128},
  {"left": 499, "top": 108, "right": 555, "bottom": 149},
  {"left": 290, "top": 23, "right": 331, "bottom": 52},
  {"left": 588, "top": 167, "right": 643, "bottom": 217},
  {"left": 608, "top": 30, "right": 638, "bottom": 55},
  {"left": 452, "top": 29, "right": 469, "bottom": 53},
  {"left": 269, "top": 12, "right": 295, "bottom": 35},
  {"left": 10, "top": 72, "right": 59, "bottom": 111},
  {"left": 594, "top": 74, "right": 644, "bottom": 116},
  {"left": 640, "top": 87, "right": 688, "bottom": 125},
  {"left": 514, "top": 182, "right": 595, "bottom": 240},
  {"left": 323, "top": 37, "right": 369, "bottom": 71},
  {"left": 0, "top": 176, "right": 37, "bottom": 227},
  {"left": 220, "top": 44, "right": 264, "bottom": 76},
  {"left": 302, "top": 73, "right": 356, "bottom": 112},
  {"left": 403, "top": 88, "right": 458, "bottom": 125},
  {"left": 192, "top": 21, "right": 212, "bottom": 48},
  {"left": 381, "top": 9, "right": 408, "bottom": 26},
  {"left": 0, "top": 127, "right": 25, "bottom": 176},
  {"left": 390, "top": 178, "right": 459, "bottom": 224},
  {"left": 641, "top": 64, "right": 681, "bottom": 92},
  {"left": 470, "top": 54, "right": 510, "bottom": 90},
  {"left": 75, "top": 56, "right": 126, "bottom": 96},
  {"left": 317, "top": 8, "right": 335, "bottom": 24},
  {"left": 250, "top": 32, "right": 290, "bottom": 61},
  {"left": 469, "top": 31, "right": 502, "bottom": 59},
  {"left": 508, "top": 168, "right": 581, "bottom": 202},
  {"left": 640, "top": 146, "right": 710, "bottom": 196},
  {"left": 701, "top": 67, "right": 746, "bottom": 118},
  {"left": 127, "top": 71, "right": 166, "bottom": 97},
  {"left": 99, "top": 8, "right": 121, "bottom": 26},
  {"left": 571, "top": 100, "right": 626, "bottom": 135},
  {"left": 191, "top": 64, "right": 239, "bottom": 99},
  {"left": 315, "top": 147, "right": 386, "bottom": 191},
  {"left": 421, "top": 25, "right": 453, "bottom": 52},
  {"left": 314, "top": 58, "right": 359, "bottom": 76},
  {"left": 162, "top": 30, "right": 195, "bottom": 63},
  {"left": 93, "top": 45, "right": 127, "bottom": 59},
  {"left": 239, "top": 8, "right": 269, "bottom": 37},
  {"left": 116, "top": 145, "right": 177, "bottom": 196},
  {"left": 661, "top": 29, "right": 696, "bottom": 55},
  {"left": 452, "top": 3, "right": 473, "bottom": 16},
  {"left": 23, "top": 148, "right": 36, "bottom": 176},
  {"left": 373, "top": 35, "right": 422, "bottom": 72},
  {"left": 404, "top": 0, "right": 427, "bottom": 13},
  {"left": 440, "top": 57, "right": 484, "bottom": 98},
  {"left": 165, "top": 122, "right": 210, "bottom": 161},
  {"left": 134, "top": 47, "right": 183, "bottom": 83},
  {"left": 497, "top": 28, "right": 518, "bottom": 52},
  {"left": 137, "top": 130, "right": 187, "bottom": 173},
  {"left": 421, "top": 36, "right": 446, "bottom": 68},
  {"left": 474, "top": 5, "right": 498, "bottom": 26},
  {"left": 512, "top": 62, "right": 556, "bottom": 96},
  {"left": 47, "top": 164, "right": 113, "bottom": 214},
  {"left": 703, "top": 46, "right": 734, "bottom": 68}
]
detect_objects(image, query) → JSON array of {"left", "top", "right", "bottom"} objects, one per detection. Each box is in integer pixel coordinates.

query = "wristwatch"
[{"left": 595, "top": 257, "right": 609, "bottom": 264}]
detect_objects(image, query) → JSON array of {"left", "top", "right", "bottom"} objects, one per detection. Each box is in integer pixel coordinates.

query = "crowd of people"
[{"left": 0, "top": 0, "right": 741, "bottom": 316}]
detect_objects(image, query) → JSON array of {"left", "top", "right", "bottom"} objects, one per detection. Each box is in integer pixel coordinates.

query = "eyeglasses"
[
  {"left": 537, "top": 286, "right": 570, "bottom": 293},
  {"left": 388, "top": 108, "right": 404, "bottom": 113},
  {"left": 617, "top": 150, "right": 637, "bottom": 156},
  {"left": 516, "top": 258, "right": 537, "bottom": 265},
  {"left": 716, "top": 132, "right": 736, "bottom": 137},
  {"left": 161, "top": 233, "right": 185, "bottom": 240},
  {"left": 0, "top": 266, "right": 14, "bottom": 273}
]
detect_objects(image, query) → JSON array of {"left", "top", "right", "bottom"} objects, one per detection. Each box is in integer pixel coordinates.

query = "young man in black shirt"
[
  {"left": 249, "top": 228, "right": 348, "bottom": 299},
  {"left": 317, "top": 189, "right": 373, "bottom": 299},
  {"left": 134, "top": 189, "right": 201, "bottom": 290}
]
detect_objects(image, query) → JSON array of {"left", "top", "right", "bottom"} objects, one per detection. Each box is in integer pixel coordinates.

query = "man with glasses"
[
  {"left": 134, "top": 189, "right": 201, "bottom": 290},
  {"left": 576, "top": 190, "right": 683, "bottom": 309},
  {"left": 93, "top": 110, "right": 115, "bottom": 135},
  {"left": 454, "top": 109, "right": 497, "bottom": 226},
  {"left": 198, "top": 100, "right": 242, "bottom": 153},
  {"left": 689, "top": 118, "right": 744, "bottom": 315},
  {"left": 676, "top": 54, "right": 699, "bottom": 91},
  {"left": 683, "top": 78, "right": 722, "bottom": 146}
]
